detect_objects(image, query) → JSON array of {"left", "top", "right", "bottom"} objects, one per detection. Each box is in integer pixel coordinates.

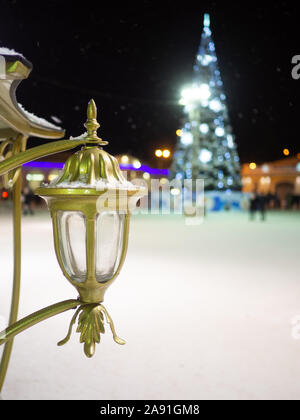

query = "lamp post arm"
[
  {"left": 0, "top": 300, "right": 81, "bottom": 347},
  {"left": 0, "top": 138, "right": 87, "bottom": 392},
  {"left": 0, "top": 139, "right": 87, "bottom": 177}
]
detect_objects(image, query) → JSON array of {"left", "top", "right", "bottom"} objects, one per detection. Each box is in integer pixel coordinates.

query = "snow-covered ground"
[{"left": 1, "top": 209, "right": 300, "bottom": 400}]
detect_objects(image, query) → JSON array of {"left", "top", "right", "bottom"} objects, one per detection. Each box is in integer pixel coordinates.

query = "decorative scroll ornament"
[{"left": 0, "top": 136, "right": 24, "bottom": 188}]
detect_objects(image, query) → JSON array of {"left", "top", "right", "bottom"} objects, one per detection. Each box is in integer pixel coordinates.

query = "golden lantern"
[
  {"left": 36, "top": 100, "right": 146, "bottom": 357},
  {"left": 1, "top": 49, "right": 151, "bottom": 392}
]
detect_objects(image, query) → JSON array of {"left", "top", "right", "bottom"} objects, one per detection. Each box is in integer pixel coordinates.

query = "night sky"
[{"left": 0, "top": 0, "right": 299, "bottom": 166}]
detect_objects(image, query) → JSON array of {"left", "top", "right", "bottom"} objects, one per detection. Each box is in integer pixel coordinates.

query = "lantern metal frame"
[
  {"left": 0, "top": 52, "right": 145, "bottom": 392},
  {"left": 36, "top": 138, "right": 143, "bottom": 304},
  {"left": 47, "top": 194, "right": 131, "bottom": 304}
]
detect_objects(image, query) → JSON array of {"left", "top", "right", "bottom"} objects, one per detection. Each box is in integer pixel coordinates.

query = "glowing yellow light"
[
  {"left": 162, "top": 149, "right": 171, "bottom": 159},
  {"left": 48, "top": 173, "right": 59, "bottom": 182},
  {"left": 143, "top": 172, "right": 150, "bottom": 180},
  {"left": 133, "top": 159, "right": 141, "bottom": 169},
  {"left": 155, "top": 149, "right": 163, "bottom": 158},
  {"left": 121, "top": 155, "right": 129, "bottom": 164},
  {"left": 249, "top": 163, "right": 257, "bottom": 170},
  {"left": 160, "top": 178, "right": 168, "bottom": 185},
  {"left": 176, "top": 129, "right": 182, "bottom": 137},
  {"left": 283, "top": 149, "right": 290, "bottom": 156}
]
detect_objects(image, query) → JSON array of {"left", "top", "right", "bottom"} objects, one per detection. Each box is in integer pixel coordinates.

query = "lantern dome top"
[
  {"left": 45, "top": 146, "right": 140, "bottom": 193},
  {"left": 36, "top": 100, "right": 146, "bottom": 197}
]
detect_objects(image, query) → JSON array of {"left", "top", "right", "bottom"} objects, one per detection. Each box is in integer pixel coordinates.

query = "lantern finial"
[{"left": 84, "top": 99, "right": 108, "bottom": 146}]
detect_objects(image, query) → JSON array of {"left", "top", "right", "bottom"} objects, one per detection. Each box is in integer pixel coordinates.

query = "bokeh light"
[{"left": 162, "top": 150, "right": 171, "bottom": 159}]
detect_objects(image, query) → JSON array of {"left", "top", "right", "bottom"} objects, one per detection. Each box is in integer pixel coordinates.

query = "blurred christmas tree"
[{"left": 172, "top": 14, "right": 241, "bottom": 191}]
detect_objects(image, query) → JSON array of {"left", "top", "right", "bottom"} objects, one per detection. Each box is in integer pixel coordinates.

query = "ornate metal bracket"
[{"left": 0, "top": 300, "right": 125, "bottom": 359}]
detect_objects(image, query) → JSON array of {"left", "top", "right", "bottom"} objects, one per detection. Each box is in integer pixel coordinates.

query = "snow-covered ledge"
[
  {"left": 0, "top": 46, "right": 65, "bottom": 140},
  {"left": 18, "top": 103, "right": 62, "bottom": 131},
  {"left": 0, "top": 47, "right": 25, "bottom": 58}
]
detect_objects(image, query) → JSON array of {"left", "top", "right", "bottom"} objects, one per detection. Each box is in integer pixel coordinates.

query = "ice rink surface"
[{"left": 1, "top": 209, "right": 300, "bottom": 400}]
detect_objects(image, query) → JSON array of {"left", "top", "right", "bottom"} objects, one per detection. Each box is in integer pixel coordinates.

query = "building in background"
[
  {"left": 115, "top": 154, "right": 168, "bottom": 185},
  {"left": 242, "top": 156, "right": 300, "bottom": 207},
  {"left": 172, "top": 13, "right": 241, "bottom": 191}
]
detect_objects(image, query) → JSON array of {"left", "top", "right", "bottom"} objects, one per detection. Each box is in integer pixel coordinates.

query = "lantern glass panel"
[
  {"left": 57, "top": 211, "right": 87, "bottom": 283},
  {"left": 95, "top": 211, "right": 125, "bottom": 283}
]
